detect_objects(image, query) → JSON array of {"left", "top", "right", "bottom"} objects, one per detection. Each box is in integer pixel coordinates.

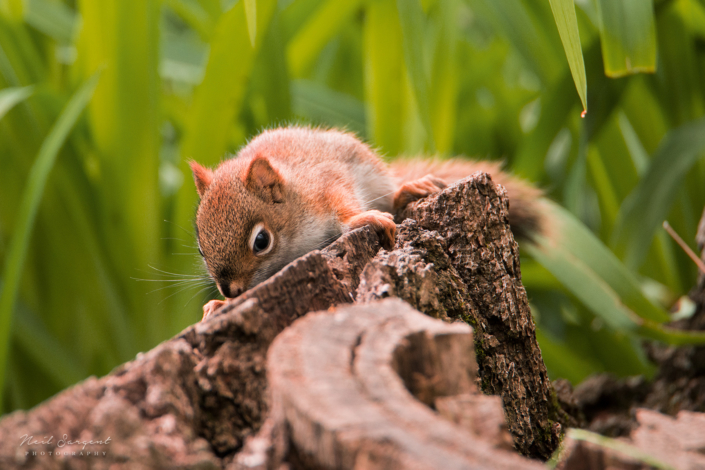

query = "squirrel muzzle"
[{"left": 217, "top": 280, "right": 245, "bottom": 299}]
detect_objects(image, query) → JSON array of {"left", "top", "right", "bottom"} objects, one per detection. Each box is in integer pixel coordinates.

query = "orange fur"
[{"left": 192, "top": 126, "right": 543, "bottom": 320}]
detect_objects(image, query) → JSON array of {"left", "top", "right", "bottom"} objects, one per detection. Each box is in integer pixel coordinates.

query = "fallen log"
[{"left": 0, "top": 173, "right": 561, "bottom": 468}]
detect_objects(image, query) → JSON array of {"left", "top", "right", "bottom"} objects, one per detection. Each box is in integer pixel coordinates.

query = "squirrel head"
[{"left": 190, "top": 155, "right": 297, "bottom": 298}]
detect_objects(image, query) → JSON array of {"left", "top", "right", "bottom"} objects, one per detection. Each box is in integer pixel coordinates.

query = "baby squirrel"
[{"left": 190, "top": 126, "right": 542, "bottom": 319}]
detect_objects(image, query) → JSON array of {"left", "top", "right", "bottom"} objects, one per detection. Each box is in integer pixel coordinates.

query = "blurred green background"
[{"left": 1, "top": 0, "right": 705, "bottom": 415}]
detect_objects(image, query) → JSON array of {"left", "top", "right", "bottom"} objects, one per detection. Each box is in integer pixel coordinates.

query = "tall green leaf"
[
  {"left": 363, "top": 0, "right": 405, "bottom": 155},
  {"left": 396, "top": 0, "right": 435, "bottom": 151},
  {"left": 548, "top": 0, "right": 587, "bottom": 113},
  {"left": 0, "top": 85, "right": 32, "bottom": 120},
  {"left": 529, "top": 201, "right": 705, "bottom": 346},
  {"left": 615, "top": 117, "right": 705, "bottom": 269},
  {"left": 557, "top": 429, "right": 676, "bottom": 470},
  {"left": 527, "top": 236, "right": 705, "bottom": 346},
  {"left": 428, "top": 0, "right": 460, "bottom": 153},
  {"left": 0, "top": 72, "right": 99, "bottom": 410},
  {"left": 78, "top": 0, "right": 164, "bottom": 346},
  {"left": 244, "top": 0, "right": 257, "bottom": 47},
  {"left": 470, "top": 0, "right": 561, "bottom": 84},
  {"left": 538, "top": 200, "right": 670, "bottom": 323},
  {"left": 291, "top": 79, "right": 365, "bottom": 135},
  {"left": 0, "top": 0, "right": 25, "bottom": 21},
  {"left": 180, "top": 0, "right": 276, "bottom": 165},
  {"left": 595, "top": 0, "right": 657, "bottom": 77},
  {"left": 286, "top": 0, "right": 364, "bottom": 78},
  {"left": 164, "top": 0, "right": 214, "bottom": 40},
  {"left": 25, "top": 0, "right": 76, "bottom": 42},
  {"left": 526, "top": 239, "right": 644, "bottom": 333}
]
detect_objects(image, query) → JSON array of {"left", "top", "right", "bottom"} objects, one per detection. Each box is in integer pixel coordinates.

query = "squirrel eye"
[
  {"left": 250, "top": 223, "right": 273, "bottom": 255},
  {"left": 253, "top": 231, "right": 270, "bottom": 253}
]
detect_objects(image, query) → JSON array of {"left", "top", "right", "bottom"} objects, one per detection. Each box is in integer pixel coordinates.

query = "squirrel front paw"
[
  {"left": 201, "top": 299, "right": 227, "bottom": 321},
  {"left": 345, "top": 210, "right": 396, "bottom": 250},
  {"left": 393, "top": 174, "right": 447, "bottom": 211}
]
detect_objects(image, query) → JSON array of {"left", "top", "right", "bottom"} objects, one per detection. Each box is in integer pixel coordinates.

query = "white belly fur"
[{"left": 350, "top": 161, "right": 396, "bottom": 213}]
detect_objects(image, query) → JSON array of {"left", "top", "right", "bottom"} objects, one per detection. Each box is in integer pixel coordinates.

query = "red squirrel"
[{"left": 190, "top": 126, "right": 542, "bottom": 320}]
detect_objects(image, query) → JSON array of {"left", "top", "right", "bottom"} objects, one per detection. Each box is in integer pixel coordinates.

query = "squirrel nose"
[{"left": 218, "top": 281, "right": 243, "bottom": 299}]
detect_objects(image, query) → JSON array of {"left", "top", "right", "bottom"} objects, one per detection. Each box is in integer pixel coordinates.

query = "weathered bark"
[
  {"left": 0, "top": 173, "right": 559, "bottom": 468},
  {"left": 235, "top": 299, "right": 543, "bottom": 470},
  {"left": 393, "top": 175, "right": 562, "bottom": 458}
]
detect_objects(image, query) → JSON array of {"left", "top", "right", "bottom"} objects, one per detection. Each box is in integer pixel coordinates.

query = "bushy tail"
[{"left": 388, "top": 157, "right": 544, "bottom": 240}]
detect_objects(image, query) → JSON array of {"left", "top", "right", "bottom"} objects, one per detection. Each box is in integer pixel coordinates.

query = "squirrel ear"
[
  {"left": 189, "top": 161, "right": 214, "bottom": 198},
  {"left": 244, "top": 157, "right": 284, "bottom": 203}
]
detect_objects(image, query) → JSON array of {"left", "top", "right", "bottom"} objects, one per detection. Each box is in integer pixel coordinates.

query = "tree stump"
[
  {"left": 238, "top": 299, "right": 543, "bottom": 470},
  {"left": 0, "top": 173, "right": 561, "bottom": 468}
]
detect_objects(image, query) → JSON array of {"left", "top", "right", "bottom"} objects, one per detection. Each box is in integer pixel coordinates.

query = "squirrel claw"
[
  {"left": 346, "top": 210, "right": 396, "bottom": 250},
  {"left": 393, "top": 174, "right": 447, "bottom": 211},
  {"left": 202, "top": 299, "right": 227, "bottom": 321}
]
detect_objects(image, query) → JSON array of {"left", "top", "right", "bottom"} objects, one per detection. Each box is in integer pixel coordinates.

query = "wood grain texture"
[{"left": 255, "top": 299, "right": 544, "bottom": 470}]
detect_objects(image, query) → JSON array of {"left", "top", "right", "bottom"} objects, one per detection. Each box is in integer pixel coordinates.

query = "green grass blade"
[
  {"left": 14, "top": 303, "right": 87, "bottom": 387},
  {"left": 0, "top": 85, "right": 32, "bottom": 120},
  {"left": 180, "top": 0, "right": 276, "bottom": 165},
  {"left": 525, "top": 240, "right": 642, "bottom": 333},
  {"left": 565, "top": 429, "right": 676, "bottom": 470},
  {"left": 160, "top": 12, "right": 209, "bottom": 84},
  {"left": 618, "top": 112, "right": 649, "bottom": 175},
  {"left": 0, "top": 72, "right": 100, "bottom": 410},
  {"left": 0, "top": 0, "right": 25, "bottom": 21},
  {"left": 548, "top": 0, "right": 587, "bottom": 113},
  {"left": 79, "top": 0, "right": 164, "bottom": 347},
  {"left": 638, "top": 320, "right": 705, "bottom": 346},
  {"left": 615, "top": 116, "right": 705, "bottom": 269},
  {"left": 529, "top": 201, "right": 705, "bottom": 346},
  {"left": 25, "top": 0, "right": 76, "bottom": 43},
  {"left": 164, "top": 0, "right": 214, "bottom": 40},
  {"left": 470, "top": 0, "right": 560, "bottom": 84},
  {"left": 428, "top": 0, "right": 459, "bottom": 154},
  {"left": 656, "top": 3, "right": 704, "bottom": 125},
  {"left": 247, "top": 11, "right": 291, "bottom": 126},
  {"left": 595, "top": 0, "right": 657, "bottom": 77},
  {"left": 286, "top": 0, "right": 364, "bottom": 78},
  {"left": 540, "top": 200, "right": 671, "bottom": 323},
  {"left": 535, "top": 329, "right": 600, "bottom": 384},
  {"left": 244, "top": 0, "right": 256, "bottom": 47},
  {"left": 363, "top": 0, "right": 405, "bottom": 156},
  {"left": 587, "top": 145, "right": 619, "bottom": 232},
  {"left": 396, "top": 0, "right": 435, "bottom": 151},
  {"left": 513, "top": 68, "right": 578, "bottom": 180},
  {"left": 291, "top": 79, "right": 365, "bottom": 135}
]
